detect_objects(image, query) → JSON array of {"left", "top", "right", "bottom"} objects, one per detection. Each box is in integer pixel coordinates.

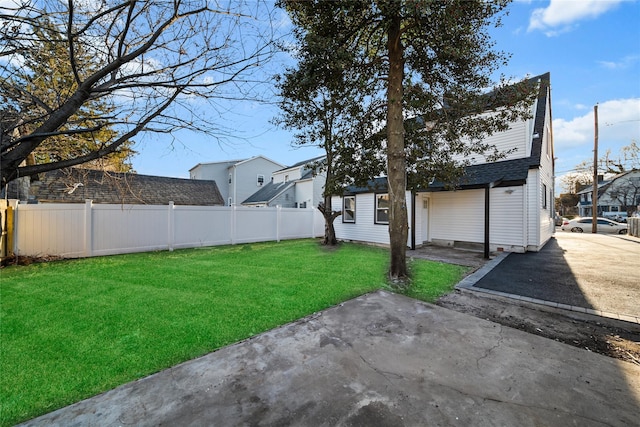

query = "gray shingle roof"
[
  {"left": 242, "top": 180, "right": 294, "bottom": 204},
  {"left": 275, "top": 155, "right": 325, "bottom": 172},
  {"left": 28, "top": 168, "right": 224, "bottom": 205}
]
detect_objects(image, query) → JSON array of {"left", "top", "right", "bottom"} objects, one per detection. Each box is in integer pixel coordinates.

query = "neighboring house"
[
  {"left": 8, "top": 168, "right": 224, "bottom": 205},
  {"left": 332, "top": 72, "right": 555, "bottom": 253},
  {"left": 576, "top": 170, "right": 640, "bottom": 218},
  {"left": 242, "top": 156, "right": 326, "bottom": 208},
  {"left": 189, "top": 156, "right": 285, "bottom": 206}
]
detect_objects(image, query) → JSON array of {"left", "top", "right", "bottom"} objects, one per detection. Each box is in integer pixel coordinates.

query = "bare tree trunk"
[
  {"left": 318, "top": 196, "right": 340, "bottom": 245},
  {"left": 386, "top": 10, "right": 408, "bottom": 282}
]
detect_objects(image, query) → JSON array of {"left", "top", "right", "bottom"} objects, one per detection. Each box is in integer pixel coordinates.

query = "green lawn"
[{"left": 0, "top": 239, "right": 467, "bottom": 426}]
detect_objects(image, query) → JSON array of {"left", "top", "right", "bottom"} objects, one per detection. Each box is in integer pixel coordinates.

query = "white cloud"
[
  {"left": 554, "top": 98, "right": 640, "bottom": 149},
  {"left": 598, "top": 54, "right": 640, "bottom": 70},
  {"left": 528, "top": 0, "right": 624, "bottom": 35}
]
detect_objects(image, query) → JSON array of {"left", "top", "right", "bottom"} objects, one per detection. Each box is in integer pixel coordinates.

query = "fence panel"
[
  {"left": 11, "top": 201, "right": 324, "bottom": 258},
  {"left": 14, "top": 203, "right": 85, "bottom": 258},
  {"left": 173, "top": 206, "right": 232, "bottom": 248},
  {"left": 91, "top": 204, "right": 169, "bottom": 256},
  {"left": 233, "top": 206, "right": 279, "bottom": 244}
]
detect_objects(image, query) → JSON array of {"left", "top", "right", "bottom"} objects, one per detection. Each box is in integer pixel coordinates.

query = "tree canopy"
[
  {"left": 1, "top": 0, "right": 278, "bottom": 186},
  {"left": 280, "top": 0, "right": 537, "bottom": 281}
]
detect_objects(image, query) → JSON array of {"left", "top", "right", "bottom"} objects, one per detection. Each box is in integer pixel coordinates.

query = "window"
[
  {"left": 284, "top": 174, "right": 289, "bottom": 182},
  {"left": 542, "top": 184, "right": 547, "bottom": 209},
  {"left": 228, "top": 173, "right": 232, "bottom": 184},
  {"left": 375, "top": 194, "right": 389, "bottom": 224},
  {"left": 343, "top": 196, "right": 355, "bottom": 223},
  {"left": 257, "top": 174, "right": 265, "bottom": 186}
]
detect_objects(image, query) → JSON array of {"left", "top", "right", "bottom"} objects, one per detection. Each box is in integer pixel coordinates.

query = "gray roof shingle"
[
  {"left": 242, "top": 180, "right": 294, "bottom": 204},
  {"left": 28, "top": 168, "right": 224, "bottom": 205}
]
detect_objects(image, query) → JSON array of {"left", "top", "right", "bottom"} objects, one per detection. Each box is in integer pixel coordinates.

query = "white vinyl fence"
[{"left": 12, "top": 200, "right": 325, "bottom": 258}]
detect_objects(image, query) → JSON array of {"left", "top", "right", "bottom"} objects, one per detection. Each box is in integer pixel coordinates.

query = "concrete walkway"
[{"left": 20, "top": 291, "right": 640, "bottom": 427}]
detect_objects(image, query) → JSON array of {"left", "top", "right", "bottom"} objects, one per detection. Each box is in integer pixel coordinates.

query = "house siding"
[
  {"left": 190, "top": 161, "right": 236, "bottom": 203},
  {"left": 332, "top": 192, "right": 413, "bottom": 247},
  {"left": 191, "top": 157, "right": 284, "bottom": 206},
  {"left": 231, "top": 158, "right": 284, "bottom": 206},
  {"left": 490, "top": 186, "right": 526, "bottom": 249},
  {"left": 295, "top": 180, "right": 313, "bottom": 208},
  {"left": 452, "top": 117, "right": 530, "bottom": 165},
  {"left": 429, "top": 190, "right": 485, "bottom": 244}
]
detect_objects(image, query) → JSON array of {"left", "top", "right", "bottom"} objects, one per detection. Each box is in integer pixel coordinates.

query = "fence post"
[
  {"left": 276, "top": 206, "right": 281, "bottom": 242},
  {"left": 84, "top": 199, "right": 93, "bottom": 257},
  {"left": 168, "top": 201, "right": 175, "bottom": 251},
  {"left": 231, "top": 204, "right": 236, "bottom": 245}
]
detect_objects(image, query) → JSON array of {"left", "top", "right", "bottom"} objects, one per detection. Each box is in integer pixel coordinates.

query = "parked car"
[{"left": 560, "top": 217, "right": 628, "bottom": 234}]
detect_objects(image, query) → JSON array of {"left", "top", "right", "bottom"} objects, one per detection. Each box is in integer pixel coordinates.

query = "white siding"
[
  {"left": 489, "top": 186, "right": 525, "bottom": 248},
  {"left": 430, "top": 190, "right": 485, "bottom": 243},
  {"left": 233, "top": 158, "right": 283, "bottom": 206},
  {"left": 312, "top": 172, "right": 326, "bottom": 207},
  {"left": 295, "top": 180, "right": 313, "bottom": 208},
  {"left": 332, "top": 192, "right": 413, "bottom": 247},
  {"left": 190, "top": 162, "right": 234, "bottom": 202},
  {"left": 452, "top": 117, "right": 532, "bottom": 165}
]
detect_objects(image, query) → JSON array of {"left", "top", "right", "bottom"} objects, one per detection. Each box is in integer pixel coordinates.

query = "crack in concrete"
[{"left": 476, "top": 324, "right": 504, "bottom": 371}]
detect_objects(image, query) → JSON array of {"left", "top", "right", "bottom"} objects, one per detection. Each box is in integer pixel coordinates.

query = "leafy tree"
[
  {"left": 273, "top": 4, "right": 384, "bottom": 245},
  {"left": 2, "top": 19, "right": 135, "bottom": 173},
  {"left": 555, "top": 192, "right": 579, "bottom": 217},
  {"left": 281, "top": 0, "right": 537, "bottom": 282},
  {"left": 1, "top": 0, "right": 277, "bottom": 186}
]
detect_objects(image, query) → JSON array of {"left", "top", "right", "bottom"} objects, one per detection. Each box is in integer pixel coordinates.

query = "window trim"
[
  {"left": 374, "top": 193, "right": 390, "bottom": 225},
  {"left": 342, "top": 195, "right": 356, "bottom": 223}
]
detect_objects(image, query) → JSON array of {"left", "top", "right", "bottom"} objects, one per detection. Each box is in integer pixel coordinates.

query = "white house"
[
  {"left": 576, "top": 170, "right": 640, "bottom": 219},
  {"left": 332, "top": 73, "right": 555, "bottom": 254},
  {"left": 242, "top": 156, "right": 326, "bottom": 208},
  {"left": 190, "top": 156, "right": 285, "bottom": 206}
]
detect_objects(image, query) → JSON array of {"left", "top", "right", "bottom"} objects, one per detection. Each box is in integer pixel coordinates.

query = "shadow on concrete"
[{"left": 472, "top": 237, "right": 594, "bottom": 310}]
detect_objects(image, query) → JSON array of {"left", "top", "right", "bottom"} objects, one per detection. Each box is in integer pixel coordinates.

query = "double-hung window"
[
  {"left": 375, "top": 194, "right": 389, "bottom": 224},
  {"left": 343, "top": 196, "right": 355, "bottom": 223}
]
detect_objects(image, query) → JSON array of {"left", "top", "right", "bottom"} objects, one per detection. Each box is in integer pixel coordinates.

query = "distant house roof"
[
  {"left": 242, "top": 180, "right": 295, "bottom": 205},
  {"left": 341, "top": 72, "right": 551, "bottom": 194},
  {"left": 275, "top": 155, "right": 325, "bottom": 173},
  {"left": 28, "top": 168, "right": 224, "bottom": 205},
  {"left": 189, "top": 155, "right": 286, "bottom": 172},
  {"left": 575, "top": 170, "right": 639, "bottom": 195}
]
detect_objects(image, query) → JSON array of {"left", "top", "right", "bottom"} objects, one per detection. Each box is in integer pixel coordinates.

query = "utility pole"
[{"left": 592, "top": 104, "right": 598, "bottom": 233}]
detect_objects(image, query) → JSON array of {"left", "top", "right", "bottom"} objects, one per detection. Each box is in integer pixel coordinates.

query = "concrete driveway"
[
  {"left": 19, "top": 291, "right": 640, "bottom": 427},
  {"left": 471, "top": 232, "right": 640, "bottom": 321}
]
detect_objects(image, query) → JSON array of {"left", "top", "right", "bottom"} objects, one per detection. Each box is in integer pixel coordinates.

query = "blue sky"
[{"left": 131, "top": 0, "right": 640, "bottom": 193}]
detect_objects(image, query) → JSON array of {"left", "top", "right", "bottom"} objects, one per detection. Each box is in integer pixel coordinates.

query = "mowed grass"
[{"left": 0, "top": 239, "right": 467, "bottom": 426}]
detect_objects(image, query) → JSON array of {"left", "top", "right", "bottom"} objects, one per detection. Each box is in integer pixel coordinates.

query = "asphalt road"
[{"left": 473, "top": 231, "right": 640, "bottom": 318}]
